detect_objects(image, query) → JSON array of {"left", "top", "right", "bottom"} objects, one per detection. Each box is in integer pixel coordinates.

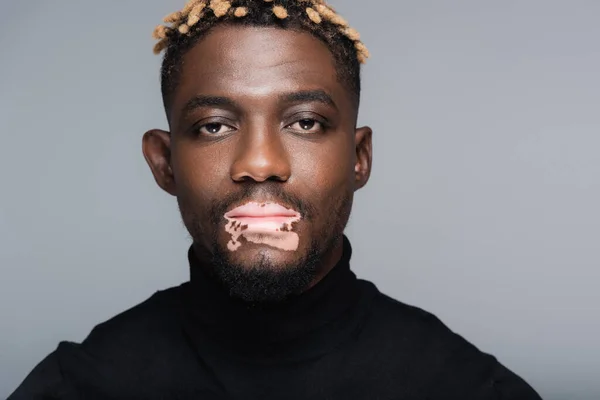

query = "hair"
[{"left": 152, "top": 0, "right": 370, "bottom": 113}]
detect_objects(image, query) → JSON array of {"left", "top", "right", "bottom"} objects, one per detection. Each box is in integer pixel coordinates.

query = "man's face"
[{"left": 144, "top": 25, "right": 372, "bottom": 300}]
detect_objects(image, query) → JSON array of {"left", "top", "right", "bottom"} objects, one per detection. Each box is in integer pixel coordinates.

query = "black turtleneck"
[{"left": 9, "top": 237, "right": 541, "bottom": 399}]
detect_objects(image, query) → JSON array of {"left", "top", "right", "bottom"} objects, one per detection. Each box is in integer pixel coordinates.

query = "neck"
[
  {"left": 303, "top": 234, "right": 345, "bottom": 292},
  {"left": 183, "top": 235, "right": 361, "bottom": 360}
]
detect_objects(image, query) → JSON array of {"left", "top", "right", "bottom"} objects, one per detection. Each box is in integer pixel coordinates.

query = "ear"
[
  {"left": 142, "top": 129, "right": 177, "bottom": 196},
  {"left": 354, "top": 126, "right": 373, "bottom": 191}
]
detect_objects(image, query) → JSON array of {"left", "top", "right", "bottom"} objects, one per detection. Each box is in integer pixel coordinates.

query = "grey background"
[{"left": 1, "top": 1, "right": 599, "bottom": 399}]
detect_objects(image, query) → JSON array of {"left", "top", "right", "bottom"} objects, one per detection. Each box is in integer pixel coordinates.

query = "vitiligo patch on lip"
[{"left": 224, "top": 202, "right": 301, "bottom": 251}]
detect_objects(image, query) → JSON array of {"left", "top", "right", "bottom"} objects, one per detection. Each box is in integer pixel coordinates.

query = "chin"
[
  {"left": 208, "top": 238, "right": 322, "bottom": 302},
  {"left": 223, "top": 240, "right": 308, "bottom": 271}
]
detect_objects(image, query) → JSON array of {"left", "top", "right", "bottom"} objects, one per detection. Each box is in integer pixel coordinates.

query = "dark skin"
[{"left": 143, "top": 25, "right": 372, "bottom": 293}]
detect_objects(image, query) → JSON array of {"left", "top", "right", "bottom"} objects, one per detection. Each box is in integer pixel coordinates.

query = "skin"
[{"left": 142, "top": 25, "right": 372, "bottom": 291}]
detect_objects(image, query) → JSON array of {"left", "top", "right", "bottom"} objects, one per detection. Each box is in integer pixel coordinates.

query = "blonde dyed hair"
[{"left": 152, "top": 0, "right": 370, "bottom": 63}]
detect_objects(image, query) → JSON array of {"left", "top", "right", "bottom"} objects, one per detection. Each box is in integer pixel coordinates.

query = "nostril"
[{"left": 231, "top": 173, "right": 289, "bottom": 183}]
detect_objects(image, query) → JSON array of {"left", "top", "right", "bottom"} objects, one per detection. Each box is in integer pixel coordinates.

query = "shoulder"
[
  {"left": 357, "top": 282, "right": 542, "bottom": 398},
  {"left": 8, "top": 285, "right": 189, "bottom": 399},
  {"left": 358, "top": 280, "right": 466, "bottom": 346},
  {"left": 81, "top": 285, "right": 184, "bottom": 346},
  {"left": 78, "top": 284, "right": 185, "bottom": 358},
  {"left": 367, "top": 291, "right": 494, "bottom": 375},
  {"left": 53, "top": 284, "right": 192, "bottom": 374},
  {"left": 58, "top": 284, "right": 199, "bottom": 393},
  {"left": 357, "top": 285, "right": 484, "bottom": 368},
  {"left": 372, "top": 290, "right": 466, "bottom": 346}
]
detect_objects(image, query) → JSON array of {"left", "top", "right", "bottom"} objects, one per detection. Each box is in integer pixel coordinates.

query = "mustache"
[{"left": 209, "top": 183, "right": 316, "bottom": 225}]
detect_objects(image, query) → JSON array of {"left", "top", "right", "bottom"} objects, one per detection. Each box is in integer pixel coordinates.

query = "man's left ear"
[{"left": 354, "top": 126, "right": 373, "bottom": 190}]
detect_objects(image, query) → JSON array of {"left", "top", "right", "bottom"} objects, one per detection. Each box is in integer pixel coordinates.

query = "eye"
[
  {"left": 196, "top": 122, "right": 235, "bottom": 136},
  {"left": 287, "top": 118, "right": 325, "bottom": 134}
]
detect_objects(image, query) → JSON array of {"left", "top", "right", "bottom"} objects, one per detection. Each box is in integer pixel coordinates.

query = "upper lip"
[{"left": 224, "top": 201, "right": 300, "bottom": 218}]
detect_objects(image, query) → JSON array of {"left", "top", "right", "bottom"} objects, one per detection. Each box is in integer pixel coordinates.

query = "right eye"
[{"left": 196, "top": 123, "right": 235, "bottom": 136}]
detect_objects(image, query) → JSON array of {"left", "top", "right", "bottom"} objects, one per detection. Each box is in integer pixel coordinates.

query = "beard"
[
  {"left": 207, "top": 236, "right": 324, "bottom": 302},
  {"left": 179, "top": 183, "right": 352, "bottom": 303}
]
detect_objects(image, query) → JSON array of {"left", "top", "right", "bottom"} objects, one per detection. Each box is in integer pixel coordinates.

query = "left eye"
[{"left": 287, "top": 119, "right": 324, "bottom": 134}]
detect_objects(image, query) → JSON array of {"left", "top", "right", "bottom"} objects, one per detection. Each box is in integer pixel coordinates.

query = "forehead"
[{"left": 170, "top": 25, "right": 349, "bottom": 119}]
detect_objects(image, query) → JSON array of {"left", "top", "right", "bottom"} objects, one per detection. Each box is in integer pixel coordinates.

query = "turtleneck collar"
[{"left": 181, "top": 235, "right": 368, "bottom": 362}]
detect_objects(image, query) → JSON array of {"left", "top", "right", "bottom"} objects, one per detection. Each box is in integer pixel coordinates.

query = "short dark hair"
[{"left": 152, "top": 0, "right": 370, "bottom": 114}]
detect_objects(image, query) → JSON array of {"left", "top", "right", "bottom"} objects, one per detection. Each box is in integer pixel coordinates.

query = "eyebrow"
[
  {"left": 182, "top": 95, "right": 239, "bottom": 116},
  {"left": 281, "top": 90, "right": 338, "bottom": 110}
]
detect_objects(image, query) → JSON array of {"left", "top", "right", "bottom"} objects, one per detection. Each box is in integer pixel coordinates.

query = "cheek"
[
  {"left": 171, "top": 143, "right": 230, "bottom": 208},
  {"left": 291, "top": 142, "right": 355, "bottom": 204}
]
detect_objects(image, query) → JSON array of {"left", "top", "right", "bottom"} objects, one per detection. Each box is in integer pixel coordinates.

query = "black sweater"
[{"left": 9, "top": 238, "right": 541, "bottom": 399}]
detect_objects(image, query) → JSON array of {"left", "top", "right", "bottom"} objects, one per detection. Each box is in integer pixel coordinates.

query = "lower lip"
[
  {"left": 224, "top": 215, "right": 300, "bottom": 251},
  {"left": 230, "top": 216, "right": 297, "bottom": 226}
]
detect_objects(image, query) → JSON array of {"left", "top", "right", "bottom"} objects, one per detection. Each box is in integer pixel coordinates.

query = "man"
[{"left": 9, "top": 0, "right": 542, "bottom": 399}]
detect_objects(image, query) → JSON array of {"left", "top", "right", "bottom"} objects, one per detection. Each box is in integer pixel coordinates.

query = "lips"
[
  {"left": 223, "top": 201, "right": 302, "bottom": 251},
  {"left": 224, "top": 202, "right": 300, "bottom": 224}
]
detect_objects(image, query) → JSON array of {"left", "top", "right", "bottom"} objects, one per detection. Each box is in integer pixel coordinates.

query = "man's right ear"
[{"left": 142, "top": 129, "right": 176, "bottom": 196}]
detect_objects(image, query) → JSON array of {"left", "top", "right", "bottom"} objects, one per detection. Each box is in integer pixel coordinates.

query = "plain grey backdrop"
[{"left": 1, "top": 1, "right": 599, "bottom": 399}]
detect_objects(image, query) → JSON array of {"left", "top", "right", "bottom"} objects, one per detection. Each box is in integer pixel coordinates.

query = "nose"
[{"left": 230, "top": 124, "right": 291, "bottom": 183}]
